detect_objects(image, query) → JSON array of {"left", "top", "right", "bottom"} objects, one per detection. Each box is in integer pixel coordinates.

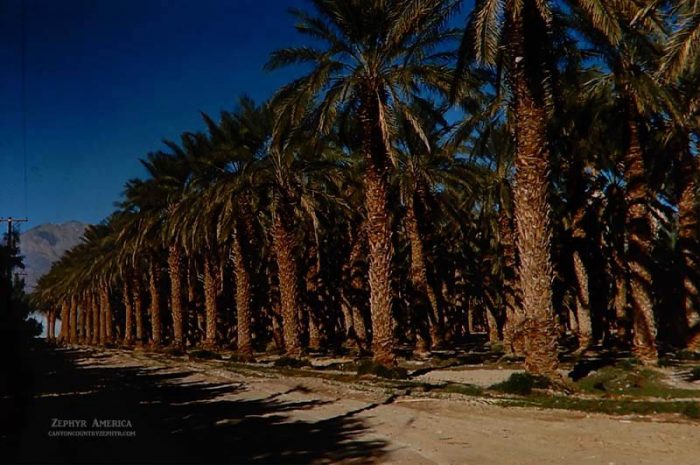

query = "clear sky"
[
  {"left": 1, "top": 0, "right": 475, "bottom": 232},
  {"left": 0, "top": 0, "right": 310, "bottom": 230}
]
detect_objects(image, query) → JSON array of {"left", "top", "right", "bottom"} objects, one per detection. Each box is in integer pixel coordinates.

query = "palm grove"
[{"left": 33, "top": 0, "right": 700, "bottom": 377}]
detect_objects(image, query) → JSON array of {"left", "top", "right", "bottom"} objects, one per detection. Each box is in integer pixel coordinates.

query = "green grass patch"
[
  {"left": 356, "top": 360, "right": 409, "bottom": 379},
  {"left": 227, "top": 353, "right": 256, "bottom": 363},
  {"left": 577, "top": 367, "right": 700, "bottom": 399},
  {"left": 161, "top": 347, "right": 185, "bottom": 356},
  {"left": 683, "top": 402, "right": 700, "bottom": 419},
  {"left": 439, "top": 382, "right": 484, "bottom": 396},
  {"left": 505, "top": 395, "right": 700, "bottom": 419},
  {"left": 314, "top": 361, "right": 360, "bottom": 372},
  {"left": 490, "top": 373, "right": 550, "bottom": 396},
  {"left": 273, "top": 357, "right": 312, "bottom": 368},
  {"left": 689, "top": 367, "right": 700, "bottom": 382},
  {"left": 188, "top": 349, "right": 222, "bottom": 360},
  {"left": 677, "top": 350, "right": 700, "bottom": 361}
]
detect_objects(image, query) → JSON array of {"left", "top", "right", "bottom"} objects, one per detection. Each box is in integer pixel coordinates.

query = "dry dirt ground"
[{"left": 14, "top": 347, "right": 695, "bottom": 465}]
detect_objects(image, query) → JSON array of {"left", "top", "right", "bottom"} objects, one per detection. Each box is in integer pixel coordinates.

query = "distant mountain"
[{"left": 19, "top": 221, "right": 87, "bottom": 292}]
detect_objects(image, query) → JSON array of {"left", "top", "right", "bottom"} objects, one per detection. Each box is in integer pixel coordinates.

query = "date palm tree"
[
  {"left": 268, "top": 0, "right": 458, "bottom": 365},
  {"left": 457, "top": 0, "right": 562, "bottom": 375},
  {"left": 570, "top": 0, "right": 679, "bottom": 362}
]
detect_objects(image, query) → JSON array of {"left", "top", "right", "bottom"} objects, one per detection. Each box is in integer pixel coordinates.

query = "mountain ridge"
[{"left": 20, "top": 221, "right": 88, "bottom": 291}]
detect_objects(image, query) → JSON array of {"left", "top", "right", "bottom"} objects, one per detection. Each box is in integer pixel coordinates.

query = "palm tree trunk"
[
  {"left": 168, "top": 244, "right": 185, "bottom": 347},
  {"left": 305, "top": 242, "right": 322, "bottom": 351},
  {"left": 623, "top": 118, "right": 658, "bottom": 363},
  {"left": 510, "top": 17, "right": 559, "bottom": 376},
  {"left": 99, "top": 290, "right": 106, "bottom": 345},
  {"left": 80, "top": 296, "right": 88, "bottom": 343},
  {"left": 203, "top": 253, "right": 218, "bottom": 346},
  {"left": 101, "top": 284, "right": 113, "bottom": 344},
  {"left": 232, "top": 223, "right": 253, "bottom": 356},
  {"left": 572, "top": 250, "right": 593, "bottom": 349},
  {"left": 149, "top": 260, "right": 162, "bottom": 346},
  {"left": 272, "top": 202, "right": 302, "bottom": 358},
  {"left": 341, "top": 224, "right": 368, "bottom": 350},
  {"left": 678, "top": 148, "right": 700, "bottom": 350},
  {"left": 123, "top": 278, "right": 134, "bottom": 344},
  {"left": 133, "top": 278, "right": 144, "bottom": 344},
  {"left": 69, "top": 295, "right": 78, "bottom": 344},
  {"left": 84, "top": 295, "right": 92, "bottom": 344},
  {"left": 486, "top": 306, "right": 500, "bottom": 345},
  {"left": 186, "top": 263, "right": 198, "bottom": 345},
  {"left": 58, "top": 300, "right": 69, "bottom": 343},
  {"left": 404, "top": 189, "right": 444, "bottom": 348},
  {"left": 92, "top": 292, "right": 101, "bottom": 345},
  {"left": 358, "top": 84, "right": 395, "bottom": 365},
  {"left": 48, "top": 309, "right": 56, "bottom": 341},
  {"left": 499, "top": 209, "right": 523, "bottom": 354},
  {"left": 611, "top": 246, "right": 629, "bottom": 341}
]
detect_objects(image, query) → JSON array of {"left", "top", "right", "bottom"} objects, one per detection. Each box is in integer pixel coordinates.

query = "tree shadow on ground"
[{"left": 1, "top": 342, "right": 388, "bottom": 464}]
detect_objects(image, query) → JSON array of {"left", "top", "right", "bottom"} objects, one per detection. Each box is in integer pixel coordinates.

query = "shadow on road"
[{"left": 1, "top": 342, "right": 388, "bottom": 464}]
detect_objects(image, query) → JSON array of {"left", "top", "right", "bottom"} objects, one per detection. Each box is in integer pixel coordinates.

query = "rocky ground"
[{"left": 3, "top": 344, "right": 700, "bottom": 464}]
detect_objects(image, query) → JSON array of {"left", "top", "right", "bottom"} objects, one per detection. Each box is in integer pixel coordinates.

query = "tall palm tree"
[
  {"left": 195, "top": 101, "right": 261, "bottom": 356},
  {"left": 268, "top": 0, "right": 458, "bottom": 364},
  {"left": 457, "top": 0, "right": 562, "bottom": 375},
  {"left": 659, "top": 0, "right": 700, "bottom": 350},
  {"left": 569, "top": 1, "right": 679, "bottom": 362}
]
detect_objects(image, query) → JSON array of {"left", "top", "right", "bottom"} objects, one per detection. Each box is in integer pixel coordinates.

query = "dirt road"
[{"left": 7, "top": 347, "right": 700, "bottom": 464}]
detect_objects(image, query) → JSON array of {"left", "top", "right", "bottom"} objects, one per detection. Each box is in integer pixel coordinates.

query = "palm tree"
[
  {"left": 195, "top": 102, "right": 261, "bottom": 355},
  {"left": 457, "top": 0, "right": 562, "bottom": 375},
  {"left": 659, "top": 0, "right": 700, "bottom": 350},
  {"left": 268, "top": 0, "right": 458, "bottom": 364},
  {"left": 127, "top": 145, "right": 196, "bottom": 347},
  {"left": 569, "top": 1, "right": 681, "bottom": 362},
  {"left": 659, "top": 1, "right": 700, "bottom": 81}
]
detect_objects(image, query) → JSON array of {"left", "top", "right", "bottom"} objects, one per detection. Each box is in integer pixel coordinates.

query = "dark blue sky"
[
  {"left": 1, "top": 0, "right": 473, "bottom": 231},
  {"left": 1, "top": 0, "right": 310, "bottom": 230}
]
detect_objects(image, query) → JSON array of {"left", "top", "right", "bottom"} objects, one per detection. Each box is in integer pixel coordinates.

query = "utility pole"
[{"left": 0, "top": 217, "right": 29, "bottom": 250}]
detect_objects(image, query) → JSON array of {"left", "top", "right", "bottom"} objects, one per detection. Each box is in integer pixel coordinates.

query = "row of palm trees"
[{"left": 35, "top": 0, "right": 700, "bottom": 376}]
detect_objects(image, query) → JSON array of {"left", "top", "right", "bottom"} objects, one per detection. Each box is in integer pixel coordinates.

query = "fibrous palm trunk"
[
  {"left": 101, "top": 284, "right": 113, "bottom": 344},
  {"left": 678, "top": 148, "right": 700, "bottom": 350},
  {"left": 404, "top": 188, "right": 444, "bottom": 349},
  {"left": 572, "top": 251, "right": 593, "bottom": 349},
  {"left": 59, "top": 300, "right": 69, "bottom": 343},
  {"left": 571, "top": 203, "right": 593, "bottom": 349},
  {"left": 510, "top": 15, "right": 559, "bottom": 376},
  {"left": 499, "top": 209, "right": 523, "bottom": 354},
  {"left": 358, "top": 83, "right": 395, "bottom": 365},
  {"left": 80, "top": 296, "right": 88, "bottom": 343},
  {"left": 133, "top": 278, "right": 144, "bottom": 344},
  {"left": 305, "top": 241, "right": 323, "bottom": 351},
  {"left": 123, "top": 278, "right": 134, "bottom": 344},
  {"left": 340, "top": 224, "right": 368, "bottom": 350},
  {"left": 186, "top": 263, "right": 198, "bottom": 345},
  {"left": 168, "top": 244, "right": 185, "bottom": 347},
  {"left": 92, "top": 292, "right": 101, "bottom": 345},
  {"left": 203, "top": 253, "right": 218, "bottom": 346},
  {"left": 69, "top": 295, "right": 78, "bottom": 344},
  {"left": 99, "top": 289, "right": 106, "bottom": 344},
  {"left": 84, "top": 295, "right": 92, "bottom": 344},
  {"left": 272, "top": 201, "right": 303, "bottom": 358},
  {"left": 149, "top": 260, "right": 162, "bottom": 346},
  {"left": 623, "top": 118, "right": 658, "bottom": 363},
  {"left": 611, "top": 246, "right": 629, "bottom": 341},
  {"left": 48, "top": 310, "right": 56, "bottom": 341},
  {"left": 232, "top": 223, "right": 253, "bottom": 356}
]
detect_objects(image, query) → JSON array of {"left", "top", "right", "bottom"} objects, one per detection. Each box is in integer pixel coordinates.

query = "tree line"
[{"left": 33, "top": 0, "right": 700, "bottom": 376}]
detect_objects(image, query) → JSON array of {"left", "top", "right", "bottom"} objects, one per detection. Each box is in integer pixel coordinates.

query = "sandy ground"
[{"left": 62, "top": 349, "right": 700, "bottom": 465}]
